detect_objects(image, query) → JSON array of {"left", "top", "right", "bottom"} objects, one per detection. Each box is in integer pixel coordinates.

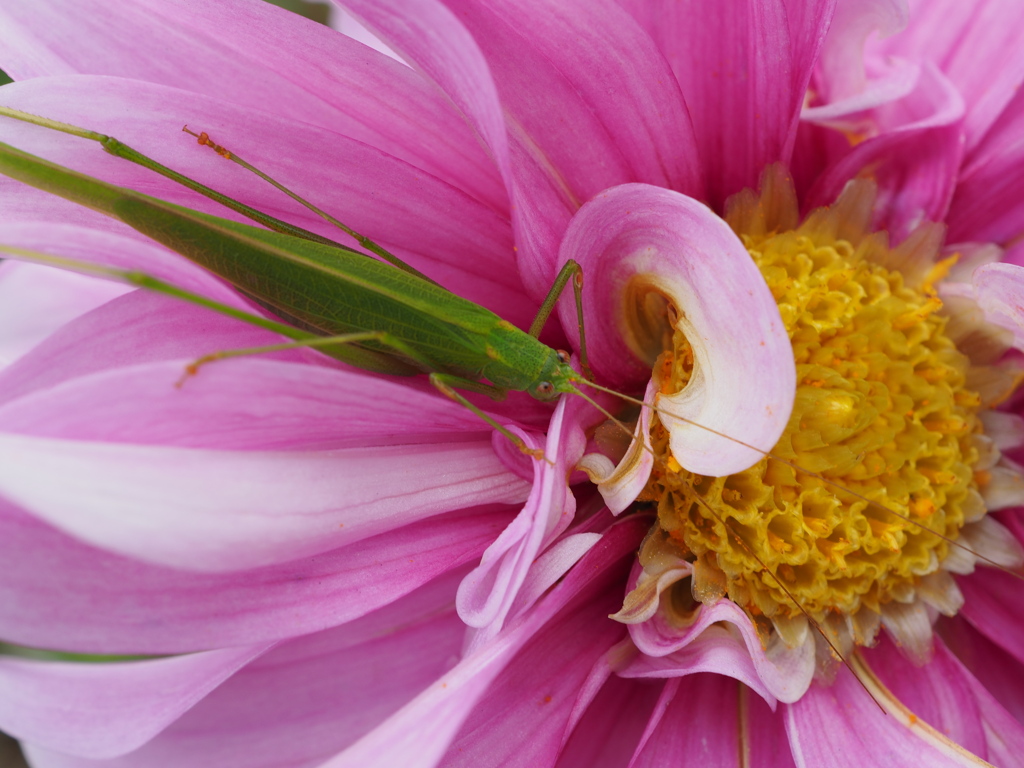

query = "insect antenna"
[
  {"left": 687, "top": 492, "right": 886, "bottom": 712},
  {"left": 566, "top": 384, "right": 659, "bottom": 460},
  {"left": 181, "top": 126, "right": 439, "bottom": 285},
  {"left": 576, "top": 377, "right": 1024, "bottom": 580}
]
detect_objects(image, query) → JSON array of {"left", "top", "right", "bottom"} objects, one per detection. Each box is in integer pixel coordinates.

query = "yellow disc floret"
[{"left": 644, "top": 195, "right": 984, "bottom": 628}]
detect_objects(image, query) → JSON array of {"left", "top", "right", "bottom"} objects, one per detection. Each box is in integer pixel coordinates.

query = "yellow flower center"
[{"left": 643, "top": 183, "right": 987, "bottom": 636}]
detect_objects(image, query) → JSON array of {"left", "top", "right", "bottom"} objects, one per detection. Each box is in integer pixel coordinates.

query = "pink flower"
[{"left": 0, "top": 1, "right": 1022, "bottom": 767}]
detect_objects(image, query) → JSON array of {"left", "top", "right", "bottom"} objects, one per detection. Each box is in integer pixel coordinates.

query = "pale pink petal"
[
  {"left": 0, "top": 262, "right": 128, "bottom": 369},
  {"left": 0, "top": 494, "right": 512, "bottom": 654},
  {"left": 803, "top": 61, "right": 965, "bottom": 242},
  {"left": 503, "top": 532, "right": 604, "bottom": 622},
  {"left": 0, "top": 76, "right": 533, "bottom": 326},
  {"left": 332, "top": 8, "right": 402, "bottom": 60},
  {"left": 20, "top": 571, "right": 469, "bottom": 768},
  {"left": 0, "top": 358, "right": 492, "bottom": 449},
  {"left": 786, "top": 665, "right": 996, "bottom": 767},
  {"left": 619, "top": 0, "right": 833, "bottom": 208},
  {"left": 947, "top": 88, "right": 1024, "bottom": 245},
  {"left": 558, "top": 183, "right": 795, "bottom": 476},
  {"left": 457, "top": 396, "right": 581, "bottom": 638},
  {"left": 0, "top": 429, "right": 528, "bottom": 572},
  {"left": 803, "top": 58, "right": 920, "bottom": 124},
  {"left": 322, "top": 517, "right": 647, "bottom": 768},
  {"left": 629, "top": 674, "right": 739, "bottom": 768},
  {"left": 0, "top": 645, "right": 269, "bottom": 759},
  {"left": 874, "top": 0, "right": 1024, "bottom": 152},
  {"left": 0, "top": 0, "right": 506, "bottom": 210}
]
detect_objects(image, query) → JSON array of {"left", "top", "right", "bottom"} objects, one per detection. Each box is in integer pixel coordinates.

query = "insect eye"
[
  {"left": 556, "top": 349, "right": 571, "bottom": 364},
  {"left": 536, "top": 381, "right": 555, "bottom": 397}
]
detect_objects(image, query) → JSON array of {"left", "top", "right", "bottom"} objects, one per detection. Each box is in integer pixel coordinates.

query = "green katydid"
[{"left": 0, "top": 106, "right": 602, "bottom": 457}]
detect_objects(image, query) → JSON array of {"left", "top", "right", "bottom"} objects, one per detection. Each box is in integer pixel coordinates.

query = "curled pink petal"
[
  {"left": 457, "top": 397, "right": 578, "bottom": 636},
  {"left": 627, "top": 587, "right": 815, "bottom": 704},
  {"left": 967, "top": 262, "right": 1024, "bottom": 352},
  {"left": 559, "top": 183, "right": 795, "bottom": 476},
  {"left": 872, "top": 0, "right": 1024, "bottom": 152},
  {"left": 579, "top": 380, "right": 657, "bottom": 515},
  {"left": 812, "top": 0, "right": 908, "bottom": 104},
  {"left": 803, "top": 61, "right": 965, "bottom": 242}
]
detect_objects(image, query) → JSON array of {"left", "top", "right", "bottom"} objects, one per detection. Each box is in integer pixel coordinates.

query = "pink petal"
[
  {"left": 803, "top": 61, "right": 965, "bottom": 242},
  {"left": 558, "top": 183, "right": 795, "bottom": 476},
  {"left": 0, "top": 0, "right": 507, "bottom": 211},
  {"left": 0, "top": 645, "right": 269, "bottom": 759},
  {"left": 940, "top": 617, "right": 1024, "bottom": 727},
  {"left": 441, "top": 574, "right": 629, "bottom": 767},
  {"left": 556, "top": 676, "right": 662, "bottom": 768},
  {"left": 21, "top": 571, "right": 469, "bottom": 768},
  {"left": 629, "top": 674, "right": 740, "bottom": 768},
  {"left": 620, "top": 624, "right": 774, "bottom": 703},
  {"left": 947, "top": 88, "right": 1024, "bottom": 245},
  {"left": 0, "top": 494, "right": 512, "bottom": 654},
  {"left": 0, "top": 261, "right": 128, "bottom": 369},
  {"left": 958, "top": 566, "right": 1024, "bottom": 667},
  {"left": 865, "top": 637, "right": 987, "bottom": 758},
  {"left": 786, "top": 664, "right": 995, "bottom": 767},
  {"left": 870, "top": 633, "right": 1024, "bottom": 765},
  {"left": 347, "top": 0, "right": 703, "bottom": 297},
  {"left": 322, "top": 516, "right": 648, "bottom": 768},
  {"left": 620, "top": 0, "right": 833, "bottom": 208},
  {"left": 744, "top": 687, "right": 798, "bottom": 768}
]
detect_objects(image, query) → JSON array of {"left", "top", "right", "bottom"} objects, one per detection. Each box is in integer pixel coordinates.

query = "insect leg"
[
  {"left": 429, "top": 373, "right": 547, "bottom": 461},
  {"left": 527, "top": 259, "right": 592, "bottom": 380}
]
